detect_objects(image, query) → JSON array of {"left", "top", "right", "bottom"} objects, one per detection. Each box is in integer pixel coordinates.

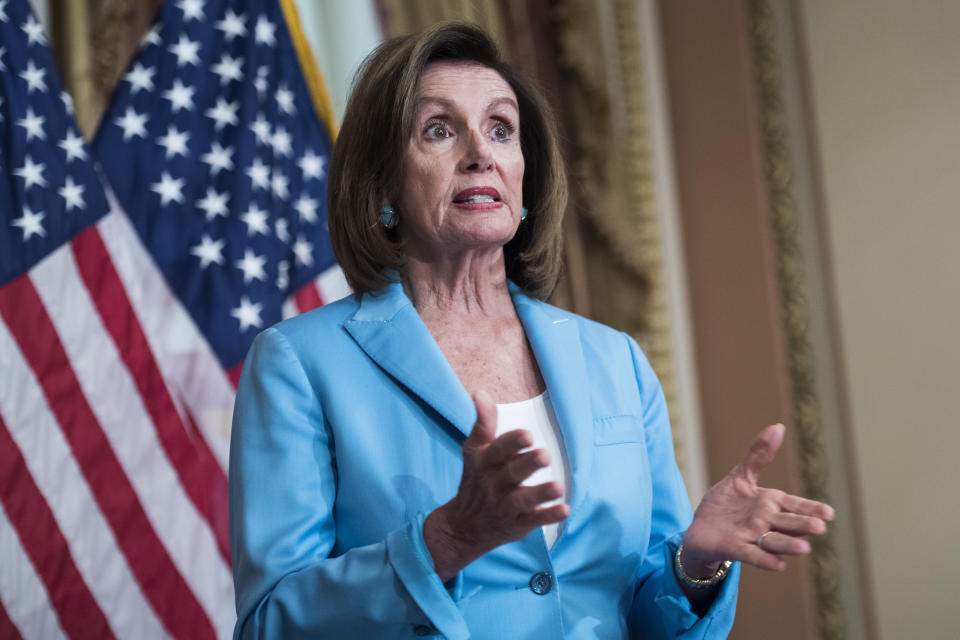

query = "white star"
[
  {"left": 250, "top": 114, "right": 272, "bottom": 146},
  {"left": 294, "top": 195, "right": 319, "bottom": 224},
  {"left": 254, "top": 16, "right": 276, "bottom": 46},
  {"left": 190, "top": 234, "right": 225, "bottom": 269},
  {"left": 196, "top": 187, "right": 230, "bottom": 220},
  {"left": 0, "top": 1, "right": 7, "bottom": 23},
  {"left": 151, "top": 171, "right": 185, "bottom": 206},
  {"left": 271, "top": 171, "right": 289, "bottom": 200},
  {"left": 20, "top": 59, "right": 47, "bottom": 94},
  {"left": 276, "top": 84, "right": 296, "bottom": 115},
  {"left": 271, "top": 125, "right": 292, "bottom": 157},
  {"left": 205, "top": 97, "right": 239, "bottom": 131},
  {"left": 298, "top": 149, "right": 326, "bottom": 180},
  {"left": 176, "top": 0, "right": 204, "bottom": 21},
  {"left": 0, "top": 46, "right": 6, "bottom": 72},
  {"left": 11, "top": 207, "right": 45, "bottom": 240},
  {"left": 58, "top": 176, "right": 86, "bottom": 212},
  {"left": 231, "top": 296, "right": 263, "bottom": 332},
  {"left": 276, "top": 84, "right": 296, "bottom": 116},
  {"left": 61, "top": 91, "right": 73, "bottom": 114},
  {"left": 254, "top": 66, "right": 269, "bottom": 98},
  {"left": 293, "top": 235, "right": 314, "bottom": 267},
  {"left": 201, "top": 142, "right": 234, "bottom": 175},
  {"left": 246, "top": 158, "right": 270, "bottom": 191},
  {"left": 211, "top": 52, "right": 243, "bottom": 86},
  {"left": 16, "top": 106, "right": 45, "bottom": 142},
  {"left": 275, "top": 218, "right": 290, "bottom": 243},
  {"left": 168, "top": 34, "right": 200, "bottom": 67},
  {"left": 141, "top": 24, "right": 161, "bottom": 47},
  {"left": 235, "top": 248, "right": 266, "bottom": 284},
  {"left": 14, "top": 155, "right": 46, "bottom": 190},
  {"left": 59, "top": 129, "right": 88, "bottom": 162},
  {"left": 276, "top": 260, "right": 289, "bottom": 290},
  {"left": 162, "top": 78, "right": 195, "bottom": 113},
  {"left": 124, "top": 62, "right": 156, "bottom": 94},
  {"left": 157, "top": 125, "right": 190, "bottom": 159},
  {"left": 115, "top": 106, "right": 148, "bottom": 141},
  {"left": 240, "top": 204, "right": 270, "bottom": 236},
  {"left": 21, "top": 13, "right": 46, "bottom": 46},
  {"left": 215, "top": 9, "right": 247, "bottom": 41}
]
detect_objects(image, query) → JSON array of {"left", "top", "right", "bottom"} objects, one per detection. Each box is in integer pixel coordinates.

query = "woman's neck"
[{"left": 402, "top": 250, "right": 513, "bottom": 319}]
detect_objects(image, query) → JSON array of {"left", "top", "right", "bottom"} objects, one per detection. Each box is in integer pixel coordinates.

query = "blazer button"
[
  {"left": 413, "top": 624, "right": 439, "bottom": 636},
  {"left": 529, "top": 571, "right": 553, "bottom": 595}
]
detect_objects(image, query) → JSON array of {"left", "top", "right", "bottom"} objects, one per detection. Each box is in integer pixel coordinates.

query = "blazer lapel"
[
  {"left": 342, "top": 281, "right": 476, "bottom": 438},
  {"left": 511, "top": 284, "right": 593, "bottom": 514}
]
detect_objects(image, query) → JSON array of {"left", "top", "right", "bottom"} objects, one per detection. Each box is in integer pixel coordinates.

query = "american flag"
[{"left": 0, "top": 0, "right": 347, "bottom": 637}]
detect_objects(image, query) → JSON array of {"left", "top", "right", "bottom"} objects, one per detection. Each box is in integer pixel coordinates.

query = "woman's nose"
[{"left": 458, "top": 129, "right": 494, "bottom": 173}]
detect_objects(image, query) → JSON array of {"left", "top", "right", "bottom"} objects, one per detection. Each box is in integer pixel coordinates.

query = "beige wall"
[{"left": 799, "top": 2, "right": 960, "bottom": 638}]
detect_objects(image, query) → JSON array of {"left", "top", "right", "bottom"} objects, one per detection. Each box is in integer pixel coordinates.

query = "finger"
[
  {"left": 501, "top": 448, "right": 549, "bottom": 486},
  {"left": 769, "top": 512, "right": 827, "bottom": 537},
  {"left": 737, "top": 542, "right": 786, "bottom": 571},
  {"left": 517, "top": 503, "right": 570, "bottom": 528},
  {"left": 740, "top": 423, "right": 786, "bottom": 485},
  {"left": 482, "top": 429, "right": 534, "bottom": 467},
  {"left": 510, "top": 481, "right": 564, "bottom": 512},
  {"left": 782, "top": 494, "right": 835, "bottom": 521},
  {"left": 756, "top": 531, "right": 811, "bottom": 556},
  {"left": 467, "top": 390, "right": 499, "bottom": 446}
]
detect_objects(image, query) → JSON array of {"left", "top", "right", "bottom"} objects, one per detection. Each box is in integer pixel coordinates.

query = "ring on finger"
[{"left": 756, "top": 531, "right": 774, "bottom": 550}]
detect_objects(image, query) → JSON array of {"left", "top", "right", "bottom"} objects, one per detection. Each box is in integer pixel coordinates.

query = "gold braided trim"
[
  {"left": 745, "top": 1, "right": 844, "bottom": 637},
  {"left": 278, "top": 0, "right": 338, "bottom": 139},
  {"left": 610, "top": 0, "right": 682, "bottom": 462}
]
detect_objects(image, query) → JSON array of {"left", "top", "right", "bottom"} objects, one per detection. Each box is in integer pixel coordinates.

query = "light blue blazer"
[{"left": 229, "top": 281, "right": 739, "bottom": 639}]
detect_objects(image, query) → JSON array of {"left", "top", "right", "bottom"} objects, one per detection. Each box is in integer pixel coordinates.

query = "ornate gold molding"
[
  {"left": 550, "top": 0, "right": 683, "bottom": 462},
  {"left": 746, "top": 1, "right": 844, "bottom": 637}
]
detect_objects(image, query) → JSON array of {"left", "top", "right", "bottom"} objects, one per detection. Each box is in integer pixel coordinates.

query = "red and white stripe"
[
  {"left": 283, "top": 260, "right": 351, "bottom": 320},
  {"left": 0, "top": 189, "right": 345, "bottom": 638}
]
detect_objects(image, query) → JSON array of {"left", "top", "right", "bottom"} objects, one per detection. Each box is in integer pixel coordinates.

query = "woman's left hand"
[{"left": 679, "top": 424, "right": 835, "bottom": 577}]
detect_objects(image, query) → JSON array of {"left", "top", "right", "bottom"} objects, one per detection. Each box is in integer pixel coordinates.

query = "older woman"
[{"left": 228, "top": 23, "right": 833, "bottom": 640}]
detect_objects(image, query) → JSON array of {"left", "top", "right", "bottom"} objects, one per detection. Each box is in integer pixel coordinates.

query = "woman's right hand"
[{"left": 423, "top": 390, "right": 569, "bottom": 582}]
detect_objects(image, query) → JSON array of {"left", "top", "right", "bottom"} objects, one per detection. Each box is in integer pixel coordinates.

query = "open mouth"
[
  {"left": 453, "top": 194, "right": 499, "bottom": 204},
  {"left": 452, "top": 186, "right": 502, "bottom": 204}
]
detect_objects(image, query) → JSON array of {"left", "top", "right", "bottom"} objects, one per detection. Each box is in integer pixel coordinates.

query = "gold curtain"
[
  {"left": 378, "top": 0, "right": 686, "bottom": 463},
  {"left": 48, "top": 0, "right": 162, "bottom": 139}
]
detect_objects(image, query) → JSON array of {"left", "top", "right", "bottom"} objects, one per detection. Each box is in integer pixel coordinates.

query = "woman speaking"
[{"left": 228, "top": 23, "right": 833, "bottom": 640}]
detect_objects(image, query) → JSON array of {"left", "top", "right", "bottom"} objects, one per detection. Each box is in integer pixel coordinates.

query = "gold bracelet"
[{"left": 674, "top": 544, "right": 733, "bottom": 589}]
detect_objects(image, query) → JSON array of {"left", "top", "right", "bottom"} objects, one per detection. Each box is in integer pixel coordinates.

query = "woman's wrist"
[
  {"left": 677, "top": 544, "right": 722, "bottom": 579},
  {"left": 423, "top": 506, "right": 478, "bottom": 582},
  {"left": 675, "top": 544, "right": 731, "bottom": 586}
]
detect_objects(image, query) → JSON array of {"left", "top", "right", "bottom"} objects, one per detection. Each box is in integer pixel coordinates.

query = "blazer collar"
[
  {"left": 343, "top": 280, "right": 593, "bottom": 512},
  {"left": 509, "top": 282, "right": 593, "bottom": 513}
]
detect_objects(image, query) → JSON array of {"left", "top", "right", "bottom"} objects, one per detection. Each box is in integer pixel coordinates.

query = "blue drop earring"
[
  {"left": 380, "top": 205, "right": 398, "bottom": 229},
  {"left": 521, "top": 207, "right": 528, "bottom": 221}
]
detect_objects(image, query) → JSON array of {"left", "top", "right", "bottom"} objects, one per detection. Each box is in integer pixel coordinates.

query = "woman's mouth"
[{"left": 453, "top": 187, "right": 503, "bottom": 209}]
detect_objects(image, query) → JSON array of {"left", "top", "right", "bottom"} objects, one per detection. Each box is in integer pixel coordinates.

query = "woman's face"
[{"left": 397, "top": 61, "right": 525, "bottom": 262}]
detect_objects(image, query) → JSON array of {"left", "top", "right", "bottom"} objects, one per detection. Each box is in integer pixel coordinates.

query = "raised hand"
[
  {"left": 423, "top": 390, "right": 569, "bottom": 581},
  {"left": 679, "top": 424, "right": 835, "bottom": 578}
]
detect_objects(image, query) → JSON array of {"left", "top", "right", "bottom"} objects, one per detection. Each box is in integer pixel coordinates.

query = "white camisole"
[{"left": 495, "top": 391, "right": 570, "bottom": 548}]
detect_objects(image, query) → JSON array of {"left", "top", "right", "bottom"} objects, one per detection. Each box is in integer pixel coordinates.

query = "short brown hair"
[{"left": 327, "top": 22, "right": 567, "bottom": 299}]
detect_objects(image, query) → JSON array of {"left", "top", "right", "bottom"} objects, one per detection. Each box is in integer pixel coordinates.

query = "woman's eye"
[
  {"left": 492, "top": 123, "right": 510, "bottom": 141},
  {"left": 425, "top": 123, "right": 450, "bottom": 139}
]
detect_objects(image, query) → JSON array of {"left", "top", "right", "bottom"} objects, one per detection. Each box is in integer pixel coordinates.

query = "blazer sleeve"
[
  {"left": 229, "top": 327, "right": 469, "bottom": 640},
  {"left": 624, "top": 335, "right": 740, "bottom": 639}
]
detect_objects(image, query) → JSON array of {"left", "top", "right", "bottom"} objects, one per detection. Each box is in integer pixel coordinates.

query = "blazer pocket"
[{"left": 593, "top": 414, "right": 645, "bottom": 446}]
